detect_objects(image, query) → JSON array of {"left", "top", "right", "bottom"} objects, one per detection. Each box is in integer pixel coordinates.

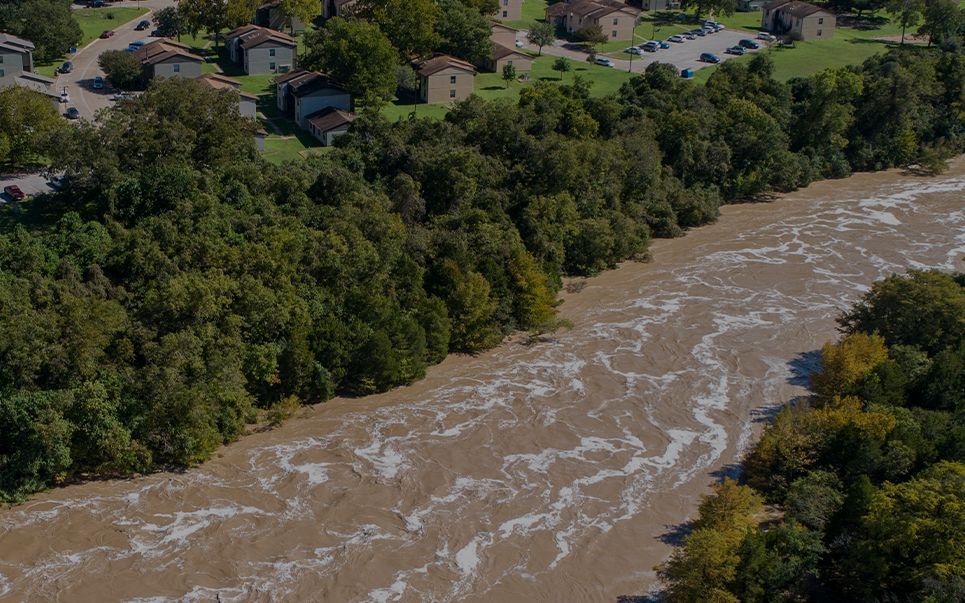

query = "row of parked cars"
[{"left": 698, "top": 32, "right": 777, "bottom": 64}]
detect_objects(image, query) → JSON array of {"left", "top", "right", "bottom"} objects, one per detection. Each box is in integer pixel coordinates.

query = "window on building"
[
  {"left": 269, "top": 48, "right": 276, "bottom": 56},
  {"left": 612, "top": 30, "right": 617, "bottom": 37},
  {"left": 0, "top": 69, "right": 4, "bottom": 78},
  {"left": 450, "top": 75, "right": 457, "bottom": 84},
  {"left": 449, "top": 89, "right": 456, "bottom": 98},
  {"left": 817, "top": 29, "right": 822, "bottom": 36},
  {"left": 502, "top": 10, "right": 507, "bottom": 17},
  {"left": 818, "top": 17, "right": 823, "bottom": 24},
  {"left": 173, "top": 64, "right": 180, "bottom": 72},
  {"left": 0, "top": 56, "right": 4, "bottom": 63},
  {"left": 613, "top": 17, "right": 618, "bottom": 25},
  {"left": 503, "top": 0, "right": 508, "bottom": 5},
  {"left": 270, "top": 62, "right": 276, "bottom": 70}
]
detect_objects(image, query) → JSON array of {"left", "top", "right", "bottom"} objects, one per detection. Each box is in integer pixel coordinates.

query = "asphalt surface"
[
  {"left": 57, "top": 0, "right": 176, "bottom": 120},
  {"left": 521, "top": 28, "right": 768, "bottom": 74}
]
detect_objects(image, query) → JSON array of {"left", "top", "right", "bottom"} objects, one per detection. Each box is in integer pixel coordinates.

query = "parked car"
[
  {"left": 57, "top": 61, "right": 72, "bottom": 74},
  {"left": 625, "top": 46, "right": 644, "bottom": 55},
  {"left": 682, "top": 31, "right": 697, "bottom": 40},
  {"left": 659, "top": 40, "right": 670, "bottom": 49},
  {"left": 128, "top": 41, "right": 146, "bottom": 50},
  {"left": 99, "top": 30, "right": 114, "bottom": 39},
  {"left": 65, "top": 107, "right": 81, "bottom": 120},
  {"left": 641, "top": 41, "right": 660, "bottom": 52},
  {"left": 756, "top": 32, "right": 777, "bottom": 41},
  {"left": 693, "top": 29, "right": 706, "bottom": 37},
  {"left": 700, "top": 52, "right": 721, "bottom": 63},
  {"left": 739, "top": 38, "right": 760, "bottom": 49},
  {"left": 150, "top": 29, "right": 160, "bottom": 37},
  {"left": 90, "top": 0, "right": 104, "bottom": 6},
  {"left": 668, "top": 34, "right": 685, "bottom": 43},
  {"left": 91, "top": 76, "right": 105, "bottom": 90},
  {"left": 3, "top": 185, "right": 26, "bottom": 201},
  {"left": 725, "top": 45, "right": 745, "bottom": 55},
  {"left": 702, "top": 27, "right": 716, "bottom": 35},
  {"left": 135, "top": 20, "right": 151, "bottom": 31},
  {"left": 594, "top": 57, "right": 615, "bottom": 67},
  {"left": 59, "top": 91, "right": 69, "bottom": 103},
  {"left": 703, "top": 20, "right": 720, "bottom": 28},
  {"left": 110, "top": 92, "right": 134, "bottom": 101}
]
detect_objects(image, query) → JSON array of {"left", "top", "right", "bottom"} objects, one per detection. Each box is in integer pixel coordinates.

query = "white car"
[
  {"left": 756, "top": 32, "right": 777, "bottom": 41},
  {"left": 59, "top": 91, "right": 69, "bottom": 104},
  {"left": 594, "top": 57, "right": 615, "bottom": 67},
  {"left": 668, "top": 34, "right": 685, "bottom": 43},
  {"left": 625, "top": 46, "right": 643, "bottom": 55}
]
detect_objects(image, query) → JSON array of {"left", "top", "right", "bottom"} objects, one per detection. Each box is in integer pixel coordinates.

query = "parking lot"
[{"left": 523, "top": 28, "right": 766, "bottom": 75}]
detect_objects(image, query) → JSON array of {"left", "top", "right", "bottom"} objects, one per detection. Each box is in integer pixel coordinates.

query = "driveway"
[
  {"left": 0, "top": 171, "right": 54, "bottom": 202},
  {"left": 520, "top": 29, "right": 766, "bottom": 75},
  {"left": 57, "top": 0, "right": 176, "bottom": 119}
]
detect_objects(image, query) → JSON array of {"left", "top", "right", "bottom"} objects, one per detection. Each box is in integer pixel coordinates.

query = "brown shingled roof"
[
  {"left": 412, "top": 54, "right": 477, "bottom": 77},
  {"left": 546, "top": 0, "right": 639, "bottom": 20},
  {"left": 492, "top": 44, "right": 529, "bottom": 61},
  {"left": 306, "top": 107, "right": 355, "bottom": 133},
  {"left": 133, "top": 39, "right": 203, "bottom": 66},
  {"left": 195, "top": 73, "right": 258, "bottom": 100}
]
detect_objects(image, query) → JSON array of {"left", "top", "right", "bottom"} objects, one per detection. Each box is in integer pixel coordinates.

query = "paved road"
[
  {"left": 57, "top": 0, "right": 176, "bottom": 119},
  {"left": 521, "top": 28, "right": 767, "bottom": 75},
  {"left": 0, "top": 171, "right": 54, "bottom": 203}
]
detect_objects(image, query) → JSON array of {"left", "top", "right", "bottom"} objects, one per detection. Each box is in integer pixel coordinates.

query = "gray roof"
[{"left": 0, "top": 32, "right": 35, "bottom": 52}]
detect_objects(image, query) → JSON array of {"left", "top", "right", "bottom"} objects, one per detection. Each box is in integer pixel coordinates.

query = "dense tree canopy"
[
  {"left": 0, "top": 0, "right": 81, "bottom": 62},
  {"left": 661, "top": 270, "right": 965, "bottom": 603},
  {"left": 302, "top": 18, "right": 399, "bottom": 106},
  {"left": 0, "top": 44, "right": 962, "bottom": 503}
]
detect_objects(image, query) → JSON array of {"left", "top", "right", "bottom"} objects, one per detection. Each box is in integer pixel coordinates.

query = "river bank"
[{"left": 1, "top": 160, "right": 963, "bottom": 602}]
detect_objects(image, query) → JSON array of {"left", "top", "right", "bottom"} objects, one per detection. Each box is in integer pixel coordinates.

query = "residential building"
[
  {"left": 640, "top": 0, "right": 681, "bottom": 10},
  {"left": 412, "top": 54, "right": 476, "bottom": 104},
  {"left": 322, "top": 0, "right": 358, "bottom": 18},
  {"left": 491, "top": 22, "right": 519, "bottom": 48},
  {"left": 273, "top": 69, "right": 351, "bottom": 129},
  {"left": 737, "top": 0, "right": 767, "bottom": 11},
  {"left": 132, "top": 39, "right": 204, "bottom": 79},
  {"left": 762, "top": 0, "right": 835, "bottom": 40},
  {"left": 254, "top": 1, "right": 311, "bottom": 34},
  {"left": 195, "top": 73, "right": 258, "bottom": 118},
  {"left": 0, "top": 32, "right": 57, "bottom": 103},
  {"left": 225, "top": 24, "right": 296, "bottom": 75},
  {"left": 306, "top": 107, "right": 354, "bottom": 145},
  {"left": 495, "top": 0, "right": 522, "bottom": 20},
  {"left": 486, "top": 44, "right": 533, "bottom": 73},
  {"left": 545, "top": 0, "right": 641, "bottom": 41}
]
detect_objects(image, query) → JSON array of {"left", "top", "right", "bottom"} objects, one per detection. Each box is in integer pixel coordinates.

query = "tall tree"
[
  {"left": 435, "top": 0, "right": 493, "bottom": 64},
  {"left": 3, "top": 0, "right": 82, "bottom": 63},
  {"left": 528, "top": 21, "right": 555, "bottom": 56},
  {"left": 918, "top": 0, "right": 963, "bottom": 46},
  {"left": 354, "top": 0, "right": 440, "bottom": 57},
  {"left": 280, "top": 0, "right": 322, "bottom": 29},
  {"left": 886, "top": 0, "right": 926, "bottom": 44},
  {"left": 681, "top": 0, "right": 737, "bottom": 21},
  {"left": 0, "top": 87, "right": 63, "bottom": 167},
  {"left": 302, "top": 18, "right": 399, "bottom": 106},
  {"left": 98, "top": 50, "right": 144, "bottom": 91}
]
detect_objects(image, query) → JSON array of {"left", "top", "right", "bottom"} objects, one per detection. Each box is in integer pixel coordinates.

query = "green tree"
[
  {"left": 302, "top": 18, "right": 399, "bottom": 106},
  {"left": 918, "top": 0, "right": 964, "bottom": 46},
  {"left": 435, "top": 0, "right": 493, "bottom": 64},
  {"left": 3, "top": 0, "right": 81, "bottom": 63},
  {"left": 98, "top": 50, "right": 143, "bottom": 91},
  {"left": 528, "top": 21, "right": 556, "bottom": 56},
  {"left": 887, "top": 0, "right": 926, "bottom": 44},
  {"left": 154, "top": 6, "right": 186, "bottom": 39},
  {"left": 354, "top": 0, "right": 440, "bottom": 57},
  {"left": 681, "top": 0, "right": 738, "bottom": 21},
  {"left": 280, "top": 0, "right": 321, "bottom": 29},
  {"left": 553, "top": 56, "right": 571, "bottom": 80},
  {"left": 502, "top": 62, "right": 517, "bottom": 88},
  {"left": 574, "top": 23, "right": 608, "bottom": 45},
  {"left": 0, "top": 87, "right": 63, "bottom": 167}
]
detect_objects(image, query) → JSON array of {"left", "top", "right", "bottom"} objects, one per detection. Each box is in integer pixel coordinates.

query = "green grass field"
[{"left": 505, "top": 0, "right": 549, "bottom": 29}]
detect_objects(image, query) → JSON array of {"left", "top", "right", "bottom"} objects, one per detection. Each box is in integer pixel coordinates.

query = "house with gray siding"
[
  {"left": 0, "top": 32, "right": 57, "bottom": 104},
  {"left": 133, "top": 39, "right": 204, "bottom": 80},
  {"left": 306, "top": 107, "right": 354, "bottom": 145},
  {"left": 274, "top": 69, "right": 351, "bottom": 129},
  {"left": 762, "top": 0, "right": 835, "bottom": 40},
  {"left": 255, "top": 0, "right": 312, "bottom": 33},
  {"left": 226, "top": 24, "right": 296, "bottom": 75}
]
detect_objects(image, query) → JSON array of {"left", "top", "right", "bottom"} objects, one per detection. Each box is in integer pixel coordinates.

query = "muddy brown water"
[{"left": 1, "top": 162, "right": 963, "bottom": 602}]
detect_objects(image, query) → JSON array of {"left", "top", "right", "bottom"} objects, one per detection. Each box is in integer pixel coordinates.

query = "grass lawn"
[
  {"left": 380, "top": 54, "right": 634, "bottom": 122},
  {"left": 505, "top": 0, "right": 548, "bottom": 29},
  {"left": 262, "top": 136, "right": 331, "bottom": 163}
]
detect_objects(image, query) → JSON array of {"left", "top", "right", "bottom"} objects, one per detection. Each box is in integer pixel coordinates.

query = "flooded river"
[{"left": 1, "top": 162, "right": 963, "bottom": 602}]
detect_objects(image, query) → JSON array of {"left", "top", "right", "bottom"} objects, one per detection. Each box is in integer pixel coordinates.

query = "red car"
[
  {"left": 99, "top": 30, "right": 114, "bottom": 39},
  {"left": 3, "top": 185, "right": 26, "bottom": 201}
]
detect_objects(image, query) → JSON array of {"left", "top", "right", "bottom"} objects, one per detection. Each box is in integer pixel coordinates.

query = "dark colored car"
[
  {"left": 100, "top": 30, "right": 114, "bottom": 39},
  {"left": 3, "top": 185, "right": 26, "bottom": 201},
  {"left": 739, "top": 38, "right": 760, "bottom": 49},
  {"left": 693, "top": 29, "right": 706, "bottom": 37},
  {"left": 700, "top": 52, "right": 721, "bottom": 63},
  {"left": 57, "top": 61, "right": 73, "bottom": 74},
  {"left": 66, "top": 107, "right": 81, "bottom": 119},
  {"left": 92, "top": 76, "right": 105, "bottom": 90},
  {"left": 135, "top": 20, "right": 151, "bottom": 31}
]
